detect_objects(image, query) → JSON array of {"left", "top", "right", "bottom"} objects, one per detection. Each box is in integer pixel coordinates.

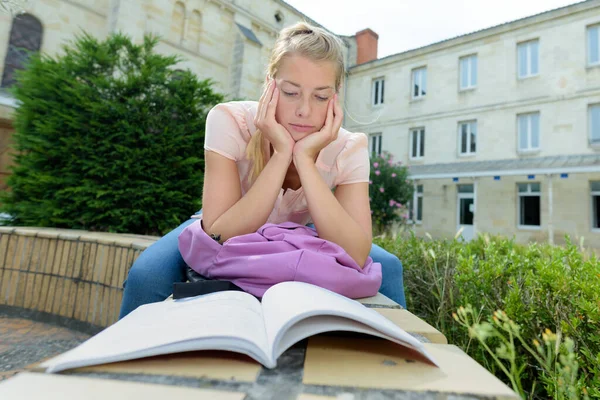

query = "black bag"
[{"left": 171, "top": 267, "right": 245, "bottom": 299}]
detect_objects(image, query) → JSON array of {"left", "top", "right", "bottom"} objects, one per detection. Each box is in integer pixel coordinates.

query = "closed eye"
[
  {"left": 316, "top": 95, "right": 329, "bottom": 101},
  {"left": 282, "top": 91, "right": 298, "bottom": 97}
]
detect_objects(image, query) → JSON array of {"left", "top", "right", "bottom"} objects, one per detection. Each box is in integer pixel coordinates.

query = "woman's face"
[{"left": 274, "top": 54, "right": 337, "bottom": 142}]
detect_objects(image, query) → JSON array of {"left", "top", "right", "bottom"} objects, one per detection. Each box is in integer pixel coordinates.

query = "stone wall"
[{"left": 0, "top": 227, "right": 159, "bottom": 328}]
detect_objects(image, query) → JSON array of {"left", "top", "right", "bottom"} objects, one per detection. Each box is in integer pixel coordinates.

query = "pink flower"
[
  {"left": 370, "top": 210, "right": 373, "bottom": 214},
  {"left": 391, "top": 173, "right": 397, "bottom": 178},
  {"left": 389, "top": 199, "right": 396, "bottom": 207},
  {"left": 388, "top": 160, "right": 393, "bottom": 166},
  {"left": 373, "top": 162, "right": 379, "bottom": 168},
  {"left": 379, "top": 187, "right": 385, "bottom": 193},
  {"left": 403, "top": 213, "right": 409, "bottom": 219},
  {"left": 369, "top": 180, "right": 373, "bottom": 184},
  {"left": 375, "top": 170, "right": 381, "bottom": 175},
  {"left": 396, "top": 202, "right": 403, "bottom": 208}
]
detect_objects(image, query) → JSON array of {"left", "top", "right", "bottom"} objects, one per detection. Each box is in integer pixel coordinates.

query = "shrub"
[
  {"left": 1, "top": 32, "right": 223, "bottom": 235},
  {"left": 375, "top": 233, "right": 600, "bottom": 399},
  {"left": 368, "top": 151, "right": 413, "bottom": 233}
]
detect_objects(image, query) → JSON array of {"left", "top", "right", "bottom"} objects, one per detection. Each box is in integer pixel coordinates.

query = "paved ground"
[{"left": 0, "top": 313, "right": 90, "bottom": 381}]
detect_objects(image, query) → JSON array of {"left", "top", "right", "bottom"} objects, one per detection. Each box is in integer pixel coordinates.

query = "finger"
[
  {"left": 266, "top": 81, "right": 279, "bottom": 122},
  {"left": 256, "top": 81, "right": 268, "bottom": 124},
  {"left": 262, "top": 80, "right": 277, "bottom": 121},
  {"left": 332, "top": 94, "right": 343, "bottom": 134},
  {"left": 257, "top": 79, "right": 273, "bottom": 123},
  {"left": 323, "top": 97, "right": 334, "bottom": 132},
  {"left": 259, "top": 80, "right": 274, "bottom": 122}
]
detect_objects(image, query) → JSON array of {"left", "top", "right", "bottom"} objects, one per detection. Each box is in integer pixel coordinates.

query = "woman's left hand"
[{"left": 293, "top": 94, "right": 343, "bottom": 162}]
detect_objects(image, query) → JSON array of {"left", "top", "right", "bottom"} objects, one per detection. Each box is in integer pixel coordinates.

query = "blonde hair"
[{"left": 246, "top": 22, "right": 345, "bottom": 184}]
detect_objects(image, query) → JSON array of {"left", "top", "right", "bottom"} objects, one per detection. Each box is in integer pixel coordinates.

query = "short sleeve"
[
  {"left": 204, "top": 103, "right": 251, "bottom": 161},
  {"left": 336, "top": 132, "right": 370, "bottom": 185}
]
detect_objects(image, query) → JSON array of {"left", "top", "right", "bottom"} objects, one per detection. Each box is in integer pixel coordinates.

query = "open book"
[{"left": 41, "top": 282, "right": 438, "bottom": 373}]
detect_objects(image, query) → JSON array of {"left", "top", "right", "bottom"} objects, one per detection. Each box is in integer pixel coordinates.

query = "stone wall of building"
[
  {"left": 345, "top": 2, "right": 600, "bottom": 162},
  {"left": 412, "top": 172, "right": 600, "bottom": 248},
  {"left": 0, "top": 0, "right": 341, "bottom": 101}
]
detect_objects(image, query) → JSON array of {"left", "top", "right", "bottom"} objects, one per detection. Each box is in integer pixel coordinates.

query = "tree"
[{"left": 1, "top": 32, "right": 223, "bottom": 235}]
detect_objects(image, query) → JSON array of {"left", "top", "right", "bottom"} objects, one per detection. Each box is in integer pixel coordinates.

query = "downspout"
[
  {"left": 548, "top": 174, "right": 554, "bottom": 245},
  {"left": 342, "top": 36, "right": 351, "bottom": 128},
  {"left": 413, "top": 181, "right": 418, "bottom": 227},
  {"left": 473, "top": 177, "right": 478, "bottom": 239}
]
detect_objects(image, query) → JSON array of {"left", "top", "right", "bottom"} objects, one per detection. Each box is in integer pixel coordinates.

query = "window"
[
  {"left": 459, "top": 55, "right": 477, "bottom": 90},
  {"left": 518, "top": 183, "right": 541, "bottom": 227},
  {"left": 1, "top": 14, "right": 43, "bottom": 88},
  {"left": 590, "top": 182, "right": 600, "bottom": 230},
  {"left": 369, "top": 133, "right": 382, "bottom": 156},
  {"left": 592, "top": 182, "right": 600, "bottom": 229},
  {"left": 590, "top": 104, "right": 600, "bottom": 144},
  {"left": 411, "top": 67, "right": 427, "bottom": 99},
  {"left": 517, "top": 40, "right": 539, "bottom": 78},
  {"left": 274, "top": 11, "right": 284, "bottom": 24},
  {"left": 459, "top": 121, "right": 477, "bottom": 155},
  {"left": 171, "top": 69, "right": 185, "bottom": 81},
  {"left": 372, "top": 77, "right": 384, "bottom": 106},
  {"left": 411, "top": 185, "right": 423, "bottom": 224},
  {"left": 170, "top": 2, "right": 186, "bottom": 44},
  {"left": 410, "top": 128, "right": 425, "bottom": 159},
  {"left": 518, "top": 112, "right": 540, "bottom": 152},
  {"left": 458, "top": 184, "right": 474, "bottom": 226},
  {"left": 588, "top": 24, "right": 600, "bottom": 66},
  {"left": 188, "top": 10, "right": 202, "bottom": 51}
]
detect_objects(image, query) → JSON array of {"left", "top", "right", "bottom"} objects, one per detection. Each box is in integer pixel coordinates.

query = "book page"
[
  {"left": 42, "top": 291, "right": 270, "bottom": 372},
  {"left": 261, "top": 282, "right": 436, "bottom": 365}
]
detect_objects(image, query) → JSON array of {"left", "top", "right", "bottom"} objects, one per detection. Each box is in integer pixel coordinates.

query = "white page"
[
  {"left": 42, "top": 291, "right": 270, "bottom": 372},
  {"left": 261, "top": 282, "right": 437, "bottom": 365}
]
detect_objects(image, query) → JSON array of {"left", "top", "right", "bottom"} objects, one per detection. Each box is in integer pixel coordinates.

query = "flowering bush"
[{"left": 368, "top": 151, "right": 414, "bottom": 232}]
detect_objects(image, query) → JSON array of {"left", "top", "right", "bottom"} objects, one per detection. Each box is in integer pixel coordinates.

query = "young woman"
[{"left": 119, "top": 22, "right": 406, "bottom": 318}]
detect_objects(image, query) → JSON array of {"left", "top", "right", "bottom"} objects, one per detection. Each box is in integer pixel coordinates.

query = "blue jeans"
[{"left": 119, "top": 214, "right": 407, "bottom": 318}]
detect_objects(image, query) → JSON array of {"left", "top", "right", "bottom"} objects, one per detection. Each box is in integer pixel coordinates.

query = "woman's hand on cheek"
[
  {"left": 293, "top": 94, "right": 343, "bottom": 162},
  {"left": 254, "top": 79, "right": 295, "bottom": 157}
]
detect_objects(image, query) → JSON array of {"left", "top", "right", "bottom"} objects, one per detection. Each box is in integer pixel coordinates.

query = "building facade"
[
  {"left": 0, "top": 0, "right": 362, "bottom": 190},
  {"left": 345, "top": 0, "right": 600, "bottom": 247}
]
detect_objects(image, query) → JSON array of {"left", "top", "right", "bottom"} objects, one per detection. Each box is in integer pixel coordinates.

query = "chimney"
[{"left": 355, "top": 28, "right": 379, "bottom": 65}]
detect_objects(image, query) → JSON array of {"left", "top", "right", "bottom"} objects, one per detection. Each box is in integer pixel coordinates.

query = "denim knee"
[
  {"left": 378, "top": 251, "right": 404, "bottom": 277},
  {"left": 122, "top": 257, "right": 152, "bottom": 290},
  {"left": 371, "top": 246, "right": 406, "bottom": 308}
]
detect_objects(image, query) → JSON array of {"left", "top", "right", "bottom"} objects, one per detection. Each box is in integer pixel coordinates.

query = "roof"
[
  {"left": 350, "top": 0, "right": 594, "bottom": 71},
  {"left": 408, "top": 154, "right": 600, "bottom": 180},
  {"left": 236, "top": 23, "right": 262, "bottom": 46}
]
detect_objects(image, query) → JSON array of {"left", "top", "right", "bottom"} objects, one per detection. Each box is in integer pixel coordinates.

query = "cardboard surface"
[
  {"left": 72, "top": 351, "right": 261, "bottom": 382},
  {"left": 0, "top": 372, "right": 246, "bottom": 400},
  {"left": 356, "top": 292, "right": 398, "bottom": 307},
  {"left": 303, "top": 336, "right": 518, "bottom": 399},
  {"left": 374, "top": 308, "right": 448, "bottom": 344}
]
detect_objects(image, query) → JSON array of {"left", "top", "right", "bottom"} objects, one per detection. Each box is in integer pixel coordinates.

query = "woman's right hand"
[{"left": 254, "top": 79, "right": 294, "bottom": 157}]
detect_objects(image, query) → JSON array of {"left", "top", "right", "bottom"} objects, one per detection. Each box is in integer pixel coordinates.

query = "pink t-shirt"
[{"left": 204, "top": 101, "right": 370, "bottom": 226}]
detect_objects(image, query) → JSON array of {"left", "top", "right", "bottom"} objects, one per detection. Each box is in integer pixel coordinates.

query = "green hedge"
[
  {"left": 375, "top": 233, "right": 600, "bottom": 399},
  {"left": 1, "top": 32, "right": 223, "bottom": 235}
]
